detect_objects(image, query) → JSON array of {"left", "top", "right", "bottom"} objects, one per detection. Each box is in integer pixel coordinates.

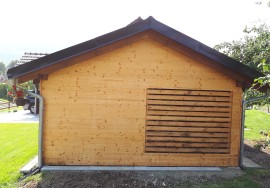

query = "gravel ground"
[{"left": 23, "top": 168, "right": 243, "bottom": 188}]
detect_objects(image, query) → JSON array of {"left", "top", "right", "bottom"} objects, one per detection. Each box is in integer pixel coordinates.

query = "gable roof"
[{"left": 7, "top": 16, "right": 263, "bottom": 84}]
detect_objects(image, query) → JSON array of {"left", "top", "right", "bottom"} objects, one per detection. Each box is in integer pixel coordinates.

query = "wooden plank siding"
[
  {"left": 145, "top": 88, "right": 232, "bottom": 154},
  {"left": 41, "top": 37, "right": 242, "bottom": 166}
]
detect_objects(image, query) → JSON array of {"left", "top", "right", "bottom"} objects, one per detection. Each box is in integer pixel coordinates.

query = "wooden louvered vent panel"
[{"left": 145, "top": 88, "right": 232, "bottom": 154}]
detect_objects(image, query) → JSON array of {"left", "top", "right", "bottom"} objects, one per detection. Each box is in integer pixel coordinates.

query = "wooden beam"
[
  {"left": 33, "top": 78, "right": 40, "bottom": 84},
  {"left": 38, "top": 74, "right": 48, "bottom": 80},
  {"left": 236, "top": 81, "right": 247, "bottom": 88}
]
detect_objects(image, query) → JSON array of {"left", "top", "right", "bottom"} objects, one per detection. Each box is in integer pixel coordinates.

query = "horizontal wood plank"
[
  {"left": 146, "top": 121, "right": 230, "bottom": 127},
  {"left": 145, "top": 147, "right": 229, "bottom": 153},
  {"left": 147, "top": 110, "right": 230, "bottom": 117},
  {"left": 146, "top": 126, "right": 230, "bottom": 133},
  {"left": 147, "top": 89, "right": 231, "bottom": 97},
  {"left": 146, "top": 136, "right": 229, "bottom": 143},
  {"left": 147, "top": 100, "right": 231, "bottom": 107},
  {"left": 147, "top": 95, "right": 231, "bottom": 102},
  {"left": 146, "top": 131, "right": 228, "bottom": 138},
  {"left": 147, "top": 115, "right": 230, "bottom": 122},
  {"left": 147, "top": 105, "right": 231, "bottom": 112},
  {"left": 146, "top": 142, "right": 229, "bottom": 148}
]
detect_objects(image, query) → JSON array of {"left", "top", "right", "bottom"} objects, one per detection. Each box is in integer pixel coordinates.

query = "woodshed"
[{"left": 7, "top": 17, "right": 264, "bottom": 167}]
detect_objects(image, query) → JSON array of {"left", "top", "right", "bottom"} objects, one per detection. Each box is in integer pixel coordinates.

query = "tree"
[
  {"left": 0, "top": 62, "right": 6, "bottom": 83},
  {"left": 214, "top": 24, "right": 270, "bottom": 72},
  {"left": 214, "top": 24, "right": 270, "bottom": 106},
  {"left": 6, "top": 60, "right": 18, "bottom": 70},
  {"left": 0, "top": 62, "right": 5, "bottom": 75},
  {"left": 0, "top": 83, "right": 11, "bottom": 100}
]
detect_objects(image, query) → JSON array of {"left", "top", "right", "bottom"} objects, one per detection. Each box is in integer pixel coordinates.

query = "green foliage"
[
  {"left": 0, "top": 81, "right": 34, "bottom": 101},
  {"left": 215, "top": 24, "right": 270, "bottom": 73},
  {"left": 245, "top": 110, "right": 270, "bottom": 140},
  {"left": 7, "top": 83, "right": 28, "bottom": 100},
  {"left": 25, "top": 80, "right": 35, "bottom": 90},
  {"left": 0, "top": 123, "right": 38, "bottom": 187},
  {"left": 0, "top": 62, "right": 5, "bottom": 74},
  {"left": 215, "top": 24, "right": 270, "bottom": 106},
  {"left": 0, "top": 83, "right": 7, "bottom": 99},
  {"left": 6, "top": 60, "right": 18, "bottom": 70},
  {"left": 245, "top": 89, "right": 270, "bottom": 106},
  {"left": 0, "top": 62, "right": 6, "bottom": 82},
  {"left": 254, "top": 130, "right": 270, "bottom": 150},
  {"left": 0, "top": 83, "right": 12, "bottom": 101}
]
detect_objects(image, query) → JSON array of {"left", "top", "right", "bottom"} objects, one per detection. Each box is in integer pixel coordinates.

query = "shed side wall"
[{"left": 41, "top": 37, "right": 242, "bottom": 166}]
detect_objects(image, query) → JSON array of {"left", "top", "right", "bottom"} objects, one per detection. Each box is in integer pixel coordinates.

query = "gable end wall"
[{"left": 41, "top": 37, "right": 242, "bottom": 166}]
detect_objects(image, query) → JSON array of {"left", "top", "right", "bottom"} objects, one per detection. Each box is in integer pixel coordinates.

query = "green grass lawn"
[
  {"left": 0, "top": 123, "right": 38, "bottom": 187},
  {"left": 245, "top": 109, "right": 270, "bottom": 140}
]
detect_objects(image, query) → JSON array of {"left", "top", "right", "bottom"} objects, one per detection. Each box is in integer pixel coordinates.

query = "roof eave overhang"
[{"left": 7, "top": 16, "right": 264, "bottom": 88}]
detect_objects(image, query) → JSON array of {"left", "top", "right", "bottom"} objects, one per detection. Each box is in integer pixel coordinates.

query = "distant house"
[
  {"left": 7, "top": 17, "right": 264, "bottom": 167},
  {"left": 16, "top": 52, "right": 48, "bottom": 67}
]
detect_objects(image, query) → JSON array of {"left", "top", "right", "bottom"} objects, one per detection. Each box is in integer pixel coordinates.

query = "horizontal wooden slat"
[
  {"left": 146, "top": 142, "right": 229, "bottom": 148},
  {"left": 147, "top": 100, "right": 231, "bottom": 107},
  {"left": 147, "top": 89, "right": 231, "bottom": 97},
  {"left": 148, "top": 105, "right": 231, "bottom": 112},
  {"left": 146, "top": 88, "right": 231, "bottom": 155},
  {"left": 147, "top": 136, "right": 229, "bottom": 143},
  {"left": 146, "top": 131, "right": 228, "bottom": 138},
  {"left": 146, "top": 121, "right": 229, "bottom": 127},
  {"left": 147, "top": 110, "right": 230, "bottom": 117},
  {"left": 145, "top": 147, "right": 229, "bottom": 153},
  {"left": 147, "top": 95, "right": 231, "bottom": 102},
  {"left": 146, "top": 126, "right": 230, "bottom": 133},
  {"left": 147, "top": 115, "right": 230, "bottom": 122}
]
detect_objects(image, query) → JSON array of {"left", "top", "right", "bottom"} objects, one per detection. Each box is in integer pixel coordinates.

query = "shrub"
[{"left": 254, "top": 130, "right": 270, "bottom": 150}]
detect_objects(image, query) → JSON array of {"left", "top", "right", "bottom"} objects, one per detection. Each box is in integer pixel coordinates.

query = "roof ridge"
[{"left": 127, "top": 17, "right": 144, "bottom": 26}]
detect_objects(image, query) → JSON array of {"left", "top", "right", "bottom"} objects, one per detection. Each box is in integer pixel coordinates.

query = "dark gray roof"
[{"left": 7, "top": 16, "right": 264, "bottom": 80}]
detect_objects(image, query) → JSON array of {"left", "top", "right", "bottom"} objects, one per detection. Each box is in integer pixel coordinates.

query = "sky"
[{"left": 0, "top": 0, "right": 270, "bottom": 65}]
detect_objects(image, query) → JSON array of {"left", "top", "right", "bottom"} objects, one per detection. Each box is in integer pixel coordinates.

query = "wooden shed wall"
[{"left": 41, "top": 37, "right": 243, "bottom": 166}]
